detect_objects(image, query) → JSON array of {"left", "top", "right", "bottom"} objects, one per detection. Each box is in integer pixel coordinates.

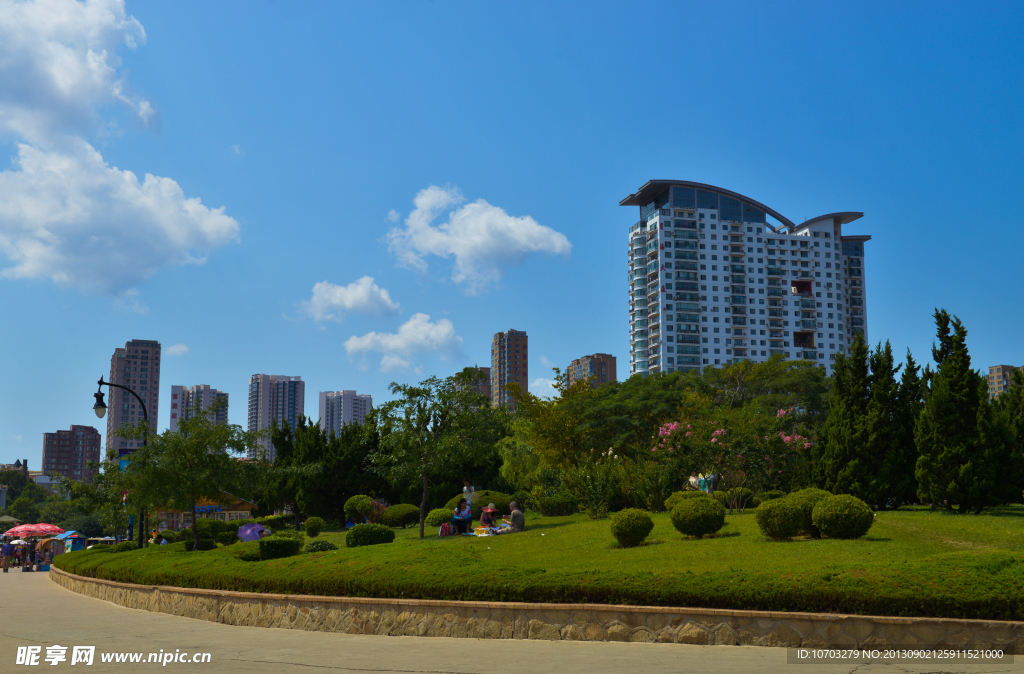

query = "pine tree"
[
  {"left": 862, "top": 341, "right": 902, "bottom": 508},
  {"left": 817, "top": 332, "right": 870, "bottom": 494},
  {"left": 915, "top": 309, "right": 987, "bottom": 512},
  {"left": 887, "top": 351, "right": 923, "bottom": 505}
]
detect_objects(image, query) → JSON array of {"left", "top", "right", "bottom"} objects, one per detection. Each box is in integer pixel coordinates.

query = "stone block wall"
[{"left": 50, "top": 567, "right": 1024, "bottom": 651}]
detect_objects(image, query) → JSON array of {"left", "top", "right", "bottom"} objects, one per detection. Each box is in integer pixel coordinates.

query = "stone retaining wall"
[{"left": 50, "top": 567, "right": 1024, "bottom": 650}]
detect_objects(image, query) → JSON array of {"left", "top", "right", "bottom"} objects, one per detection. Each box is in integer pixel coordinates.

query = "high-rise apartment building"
[
  {"left": 319, "top": 390, "right": 373, "bottom": 436},
  {"left": 567, "top": 354, "right": 617, "bottom": 389},
  {"left": 467, "top": 366, "right": 492, "bottom": 400},
  {"left": 42, "top": 425, "right": 101, "bottom": 483},
  {"left": 491, "top": 330, "right": 528, "bottom": 409},
  {"left": 247, "top": 375, "right": 304, "bottom": 462},
  {"left": 988, "top": 365, "right": 1022, "bottom": 399},
  {"left": 170, "top": 385, "right": 229, "bottom": 432},
  {"left": 621, "top": 181, "right": 869, "bottom": 376},
  {"left": 106, "top": 340, "right": 161, "bottom": 461}
]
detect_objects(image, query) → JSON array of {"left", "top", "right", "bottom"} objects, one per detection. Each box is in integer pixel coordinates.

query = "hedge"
[
  {"left": 112, "top": 541, "right": 137, "bottom": 553},
  {"left": 216, "top": 531, "right": 237, "bottom": 546},
  {"left": 380, "top": 504, "right": 421, "bottom": 529},
  {"left": 346, "top": 523, "right": 395, "bottom": 548},
  {"left": 259, "top": 537, "right": 302, "bottom": 560},
  {"left": 538, "top": 493, "right": 577, "bottom": 517},
  {"left": 425, "top": 508, "right": 452, "bottom": 528},
  {"left": 305, "top": 540, "right": 338, "bottom": 554},
  {"left": 664, "top": 490, "right": 711, "bottom": 513},
  {"left": 789, "top": 488, "right": 832, "bottom": 538}
]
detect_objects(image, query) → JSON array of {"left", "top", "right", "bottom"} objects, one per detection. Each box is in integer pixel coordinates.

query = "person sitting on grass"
[
  {"left": 480, "top": 503, "right": 498, "bottom": 529},
  {"left": 453, "top": 498, "right": 473, "bottom": 535},
  {"left": 688, "top": 472, "right": 700, "bottom": 491},
  {"left": 507, "top": 501, "right": 525, "bottom": 533}
]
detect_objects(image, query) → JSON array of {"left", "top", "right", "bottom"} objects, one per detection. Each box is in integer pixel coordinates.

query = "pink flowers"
[
  {"left": 776, "top": 409, "right": 787, "bottom": 418},
  {"left": 658, "top": 421, "right": 680, "bottom": 437},
  {"left": 711, "top": 438, "right": 718, "bottom": 443},
  {"left": 804, "top": 442, "right": 811, "bottom": 449},
  {"left": 685, "top": 431, "right": 691, "bottom": 437}
]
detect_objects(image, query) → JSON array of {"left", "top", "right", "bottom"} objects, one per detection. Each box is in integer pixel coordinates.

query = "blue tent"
[{"left": 55, "top": 530, "right": 87, "bottom": 552}]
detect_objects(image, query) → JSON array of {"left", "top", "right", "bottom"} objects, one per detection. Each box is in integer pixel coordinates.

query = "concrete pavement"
[{"left": 0, "top": 569, "right": 1018, "bottom": 674}]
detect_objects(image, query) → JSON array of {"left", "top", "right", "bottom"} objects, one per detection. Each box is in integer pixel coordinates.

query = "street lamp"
[{"left": 94, "top": 378, "right": 149, "bottom": 549}]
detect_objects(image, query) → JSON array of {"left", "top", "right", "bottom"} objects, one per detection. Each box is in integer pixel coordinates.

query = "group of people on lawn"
[{"left": 449, "top": 480, "right": 525, "bottom": 536}]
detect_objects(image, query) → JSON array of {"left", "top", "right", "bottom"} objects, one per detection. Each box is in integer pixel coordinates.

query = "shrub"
[
  {"left": 259, "top": 536, "right": 302, "bottom": 560},
  {"left": 538, "top": 493, "right": 577, "bottom": 517},
  {"left": 194, "top": 518, "right": 227, "bottom": 536},
  {"left": 216, "top": 531, "right": 237, "bottom": 546},
  {"left": 256, "top": 514, "right": 291, "bottom": 530},
  {"left": 663, "top": 490, "right": 712, "bottom": 513},
  {"left": 346, "top": 523, "right": 395, "bottom": 548},
  {"left": 511, "top": 490, "right": 531, "bottom": 512},
  {"left": 304, "top": 516, "right": 325, "bottom": 537},
  {"left": 671, "top": 498, "right": 726, "bottom": 538},
  {"left": 158, "top": 530, "right": 177, "bottom": 543},
  {"left": 177, "top": 527, "right": 194, "bottom": 541},
  {"left": 755, "top": 498, "right": 803, "bottom": 541},
  {"left": 609, "top": 508, "right": 654, "bottom": 548},
  {"left": 444, "top": 490, "right": 512, "bottom": 519},
  {"left": 112, "top": 541, "right": 137, "bottom": 553},
  {"left": 789, "top": 488, "right": 832, "bottom": 538},
  {"left": 425, "top": 507, "right": 452, "bottom": 528},
  {"left": 759, "top": 490, "right": 786, "bottom": 502},
  {"left": 89, "top": 544, "right": 114, "bottom": 553},
  {"left": 232, "top": 541, "right": 261, "bottom": 562},
  {"left": 305, "top": 540, "right": 339, "bottom": 554},
  {"left": 344, "top": 495, "right": 373, "bottom": 522},
  {"left": 380, "top": 504, "right": 420, "bottom": 529},
  {"left": 812, "top": 495, "right": 875, "bottom": 539},
  {"left": 271, "top": 529, "right": 304, "bottom": 541},
  {"left": 714, "top": 488, "right": 760, "bottom": 511},
  {"left": 192, "top": 538, "right": 217, "bottom": 551}
]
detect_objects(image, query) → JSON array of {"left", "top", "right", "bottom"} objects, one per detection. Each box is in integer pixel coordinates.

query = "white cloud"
[
  {"left": 301, "top": 276, "right": 400, "bottom": 322},
  {"left": 387, "top": 185, "right": 571, "bottom": 294},
  {"left": 0, "top": 140, "right": 240, "bottom": 294},
  {"left": 166, "top": 343, "right": 189, "bottom": 356},
  {"left": 386, "top": 209, "right": 400, "bottom": 223},
  {"left": 539, "top": 355, "right": 556, "bottom": 369},
  {"left": 344, "top": 313, "right": 462, "bottom": 372},
  {"left": 0, "top": 1, "right": 240, "bottom": 296},
  {"left": 0, "top": 0, "right": 153, "bottom": 145},
  {"left": 530, "top": 378, "right": 558, "bottom": 399},
  {"left": 230, "top": 144, "right": 243, "bottom": 156}
]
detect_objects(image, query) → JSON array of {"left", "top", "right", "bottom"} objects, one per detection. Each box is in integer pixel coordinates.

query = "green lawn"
[{"left": 53, "top": 507, "right": 1024, "bottom": 620}]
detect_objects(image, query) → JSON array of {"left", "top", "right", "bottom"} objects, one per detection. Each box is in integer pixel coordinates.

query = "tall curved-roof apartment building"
[{"left": 621, "top": 181, "right": 869, "bottom": 376}]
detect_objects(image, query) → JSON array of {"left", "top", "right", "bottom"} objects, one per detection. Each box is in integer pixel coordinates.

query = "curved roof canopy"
[
  {"left": 619, "top": 180, "right": 796, "bottom": 231},
  {"left": 791, "top": 212, "right": 864, "bottom": 233}
]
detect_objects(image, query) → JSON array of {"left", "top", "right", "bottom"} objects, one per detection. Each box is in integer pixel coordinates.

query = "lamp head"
[{"left": 93, "top": 390, "right": 107, "bottom": 419}]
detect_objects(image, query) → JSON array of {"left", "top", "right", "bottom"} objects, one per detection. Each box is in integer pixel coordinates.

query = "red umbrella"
[{"left": 4, "top": 523, "right": 65, "bottom": 537}]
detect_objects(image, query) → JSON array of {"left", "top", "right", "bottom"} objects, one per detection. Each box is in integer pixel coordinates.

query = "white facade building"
[
  {"left": 318, "top": 390, "right": 373, "bottom": 435},
  {"left": 247, "top": 374, "right": 304, "bottom": 462},
  {"left": 621, "top": 181, "right": 869, "bottom": 376},
  {"left": 170, "top": 385, "right": 229, "bottom": 432}
]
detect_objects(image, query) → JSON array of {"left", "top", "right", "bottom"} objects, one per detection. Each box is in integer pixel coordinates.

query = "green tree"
[
  {"left": 8, "top": 496, "right": 40, "bottom": 523},
  {"left": 884, "top": 351, "right": 925, "bottom": 506},
  {"left": 915, "top": 310, "right": 992, "bottom": 512},
  {"left": 0, "top": 471, "right": 29, "bottom": 502},
  {"left": 817, "top": 333, "right": 871, "bottom": 495},
  {"left": 116, "top": 399, "right": 263, "bottom": 549},
  {"left": 372, "top": 368, "right": 504, "bottom": 538}
]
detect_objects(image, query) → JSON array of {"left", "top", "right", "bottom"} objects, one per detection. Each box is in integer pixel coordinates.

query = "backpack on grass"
[{"left": 439, "top": 522, "right": 454, "bottom": 537}]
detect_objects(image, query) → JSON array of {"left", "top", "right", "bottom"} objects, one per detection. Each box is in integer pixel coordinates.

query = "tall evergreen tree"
[
  {"left": 915, "top": 309, "right": 990, "bottom": 512},
  {"left": 817, "top": 332, "right": 870, "bottom": 493},
  {"left": 886, "top": 351, "right": 924, "bottom": 505},
  {"left": 861, "top": 341, "right": 902, "bottom": 508}
]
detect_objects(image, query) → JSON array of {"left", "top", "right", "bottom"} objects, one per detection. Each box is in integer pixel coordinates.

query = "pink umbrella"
[{"left": 5, "top": 523, "right": 65, "bottom": 537}]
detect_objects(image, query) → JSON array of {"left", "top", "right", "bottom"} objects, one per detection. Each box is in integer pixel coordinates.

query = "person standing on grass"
[
  {"left": 453, "top": 498, "right": 472, "bottom": 535},
  {"left": 688, "top": 472, "right": 700, "bottom": 491},
  {"left": 508, "top": 501, "right": 525, "bottom": 533},
  {"left": 462, "top": 479, "right": 475, "bottom": 506}
]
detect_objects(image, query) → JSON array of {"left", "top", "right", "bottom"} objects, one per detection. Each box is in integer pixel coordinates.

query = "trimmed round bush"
[
  {"left": 192, "top": 538, "right": 217, "bottom": 551},
  {"left": 664, "top": 490, "right": 712, "bottom": 513},
  {"left": 304, "top": 516, "right": 325, "bottom": 537},
  {"left": 444, "top": 490, "right": 511, "bottom": 519},
  {"left": 112, "top": 541, "right": 137, "bottom": 553},
  {"left": 671, "top": 498, "right": 726, "bottom": 538},
  {"left": 158, "top": 529, "right": 177, "bottom": 543},
  {"left": 346, "top": 523, "right": 396, "bottom": 548},
  {"left": 812, "top": 495, "right": 874, "bottom": 539},
  {"left": 256, "top": 514, "right": 291, "bottom": 530},
  {"left": 216, "top": 531, "right": 237, "bottom": 546},
  {"left": 538, "top": 493, "right": 577, "bottom": 516},
  {"left": 231, "top": 541, "right": 261, "bottom": 562},
  {"left": 755, "top": 497, "right": 803, "bottom": 541},
  {"left": 425, "top": 507, "right": 451, "bottom": 528},
  {"left": 194, "top": 518, "right": 227, "bottom": 536},
  {"left": 259, "top": 536, "right": 302, "bottom": 560},
  {"left": 344, "top": 495, "right": 373, "bottom": 522},
  {"left": 610, "top": 508, "right": 654, "bottom": 548},
  {"left": 305, "top": 539, "right": 338, "bottom": 554},
  {"left": 759, "top": 490, "right": 786, "bottom": 502},
  {"left": 788, "top": 488, "right": 832, "bottom": 538},
  {"left": 380, "top": 504, "right": 420, "bottom": 529}
]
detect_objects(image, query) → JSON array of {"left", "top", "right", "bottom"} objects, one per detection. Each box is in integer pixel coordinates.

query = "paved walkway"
[{"left": 0, "top": 570, "right": 1018, "bottom": 673}]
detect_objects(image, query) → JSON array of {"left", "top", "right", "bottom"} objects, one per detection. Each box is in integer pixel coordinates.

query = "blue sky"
[{"left": 1, "top": 0, "right": 1022, "bottom": 466}]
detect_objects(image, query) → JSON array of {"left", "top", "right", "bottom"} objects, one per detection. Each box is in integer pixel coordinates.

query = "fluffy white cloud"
[
  {"left": 0, "top": 0, "right": 153, "bottom": 144},
  {"left": 387, "top": 185, "right": 571, "bottom": 294},
  {"left": 344, "top": 313, "right": 462, "bottom": 372},
  {"left": 166, "top": 343, "right": 189, "bottom": 356},
  {"left": 301, "top": 276, "right": 400, "bottom": 322},
  {"left": 0, "top": 1, "right": 240, "bottom": 296},
  {"left": 530, "top": 377, "right": 558, "bottom": 399},
  {"left": 0, "top": 140, "right": 240, "bottom": 294}
]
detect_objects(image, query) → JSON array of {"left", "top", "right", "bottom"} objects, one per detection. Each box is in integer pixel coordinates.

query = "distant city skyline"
[{"left": 2, "top": 1, "right": 1023, "bottom": 468}]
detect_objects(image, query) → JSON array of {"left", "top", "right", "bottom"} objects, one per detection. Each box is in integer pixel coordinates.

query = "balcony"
[
  {"left": 770, "top": 341, "right": 785, "bottom": 348},
  {"left": 730, "top": 265, "right": 746, "bottom": 273},
  {"left": 733, "top": 349, "right": 747, "bottom": 357},
  {"left": 767, "top": 288, "right": 784, "bottom": 296},
  {"left": 768, "top": 319, "right": 783, "bottom": 328},
  {"left": 674, "top": 230, "right": 699, "bottom": 240},
  {"left": 675, "top": 271, "right": 698, "bottom": 281},
  {"left": 800, "top": 300, "right": 815, "bottom": 308},
  {"left": 769, "top": 331, "right": 783, "bottom": 338},
  {"left": 730, "top": 296, "right": 747, "bottom": 305},
  {"left": 729, "top": 245, "right": 744, "bottom": 253},
  {"left": 728, "top": 275, "right": 745, "bottom": 283},
  {"left": 677, "top": 334, "right": 700, "bottom": 344},
  {"left": 800, "top": 320, "right": 817, "bottom": 329},
  {"left": 677, "top": 282, "right": 699, "bottom": 291},
  {"left": 767, "top": 267, "right": 784, "bottom": 276},
  {"left": 768, "top": 309, "right": 783, "bottom": 317},
  {"left": 732, "top": 317, "right": 747, "bottom": 326}
]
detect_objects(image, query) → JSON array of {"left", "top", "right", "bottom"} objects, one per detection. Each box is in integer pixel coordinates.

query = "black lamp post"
[{"left": 94, "top": 378, "right": 149, "bottom": 549}]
